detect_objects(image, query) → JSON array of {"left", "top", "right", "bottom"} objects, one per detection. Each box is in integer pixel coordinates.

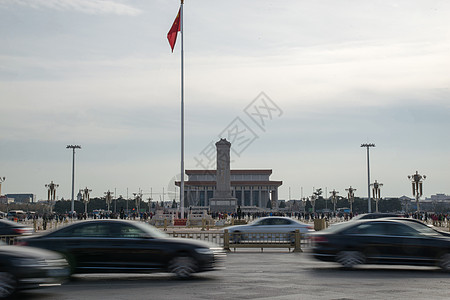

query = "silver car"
[{"left": 225, "top": 217, "right": 314, "bottom": 243}]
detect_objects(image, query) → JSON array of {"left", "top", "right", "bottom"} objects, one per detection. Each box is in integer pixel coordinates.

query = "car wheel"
[
  {"left": 336, "top": 251, "right": 365, "bottom": 268},
  {"left": 439, "top": 253, "right": 450, "bottom": 272},
  {"left": 169, "top": 256, "right": 197, "bottom": 279},
  {"left": 0, "top": 271, "right": 17, "bottom": 298}
]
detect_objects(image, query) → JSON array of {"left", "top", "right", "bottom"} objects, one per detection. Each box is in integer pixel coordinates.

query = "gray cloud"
[{"left": 1, "top": 0, "right": 141, "bottom": 16}]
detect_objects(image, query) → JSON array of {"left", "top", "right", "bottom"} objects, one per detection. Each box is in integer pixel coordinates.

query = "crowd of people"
[{"left": 4, "top": 208, "right": 450, "bottom": 230}]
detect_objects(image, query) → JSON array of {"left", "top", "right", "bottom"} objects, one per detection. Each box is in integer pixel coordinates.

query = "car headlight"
[
  {"left": 194, "top": 248, "right": 214, "bottom": 255},
  {"left": 12, "top": 258, "right": 47, "bottom": 268}
]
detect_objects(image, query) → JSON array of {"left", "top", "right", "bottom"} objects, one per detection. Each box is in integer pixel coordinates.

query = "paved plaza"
[{"left": 20, "top": 250, "right": 450, "bottom": 300}]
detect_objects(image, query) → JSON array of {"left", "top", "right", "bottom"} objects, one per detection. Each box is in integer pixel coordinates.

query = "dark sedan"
[
  {"left": 17, "top": 220, "right": 225, "bottom": 278},
  {"left": 0, "top": 242, "right": 69, "bottom": 298},
  {"left": 311, "top": 219, "right": 450, "bottom": 271},
  {"left": 0, "top": 219, "right": 33, "bottom": 244},
  {"left": 351, "top": 213, "right": 403, "bottom": 220}
]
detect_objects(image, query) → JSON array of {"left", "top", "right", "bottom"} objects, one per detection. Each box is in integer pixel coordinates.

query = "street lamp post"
[
  {"left": 104, "top": 190, "right": 113, "bottom": 215},
  {"left": 408, "top": 171, "right": 426, "bottom": 213},
  {"left": 301, "top": 197, "right": 307, "bottom": 214},
  {"left": 45, "top": 181, "right": 59, "bottom": 214},
  {"left": 80, "top": 187, "right": 92, "bottom": 215},
  {"left": 0, "top": 177, "right": 5, "bottom": 196},
  {"left": 310, "top": 195, "right": 316, "bottom": 214},
  {"left": 361, "top": 143, "right": 375, "bottom": 213},
  {"left": 66, "top": 145, "right": 81, "bottom": 216},
  {"left": 329, "top": 189, "right": 339, "bottom": 214},
  {"left": 370, "top": 180, "right": 383, "bottom": 213},
  {"left": 1, "top": 177, "right": 6, "bottom": 213},
  {"left": 114, "top": 188, "right": 117, "bottom": 213},
  {"left": 133, "top": 192, "right": 142, "bottom": 216},
  {"left": 345, "top": 186, "right": 356, "bottom": 214}
]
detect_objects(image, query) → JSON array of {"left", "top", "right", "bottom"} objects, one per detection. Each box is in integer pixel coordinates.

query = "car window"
[
  {"left": 73, "top": 224, "right": 112, "bottom": 237},
  {"left": 345, "top": 223, "right": 387, "bottom": 235},
  {"left": 257, "top": 219, "right": 273, "bottom": 226},
  {"left": 52, "top": 223, "right": 112, "bottom": 237},
  {"left": 386, "top": 223, "right": 420, "bottom": 237},
  {"left": 272, "top": 218, "right": 291, "bottom": 225},
  {"left": 403, "top": 221, "right": 439, "bottom": 235},
  {"left": 112, "top": 224, "right": 147, "bottom": 238}
]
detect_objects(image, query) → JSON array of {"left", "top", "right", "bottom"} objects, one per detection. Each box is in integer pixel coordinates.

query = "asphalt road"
[{"left": 17, "top": 250, "right": 450, "bottom": 300}]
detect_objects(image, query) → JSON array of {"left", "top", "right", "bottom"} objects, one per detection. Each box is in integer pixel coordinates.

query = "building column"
[{"left": 259, "top": 189, "right": 262, "bottom": 208}]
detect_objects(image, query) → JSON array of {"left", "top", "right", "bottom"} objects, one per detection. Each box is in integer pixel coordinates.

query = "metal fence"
[{"left": 168, "top": 229, "right": 310, "bottom": 252}]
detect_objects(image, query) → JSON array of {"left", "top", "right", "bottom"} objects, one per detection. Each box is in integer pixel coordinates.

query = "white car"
[{"left": 225, "top": 217, "right": 314, "bottom": 243}]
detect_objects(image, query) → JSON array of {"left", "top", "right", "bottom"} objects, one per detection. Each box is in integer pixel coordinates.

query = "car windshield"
[
  {"left": 250, "top": 218, "right": 264, "bottom": 225},
  {"left": 250, "top": 218, "right": 292, "bottom": 226},
  {"left": 49, "top": 221, "right": 170, "bottom": 239},
  {"left": 403, "top": 221, "right": 442, "bottom": 236},
  {"left": 321, "top": 222, "right": 355, "bottom": 233},
  {"left": 132, "top": 222, "right": 170, "bottom": 238}
]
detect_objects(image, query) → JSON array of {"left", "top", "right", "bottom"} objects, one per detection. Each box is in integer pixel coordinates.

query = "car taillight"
[
  {"left": 15, "top": 240, "right": 28, "bottom": 246},
  {"left": 311, "top": 236, "right": 328, "bottom": 243},
  {"left": 13, "top": 228, "right": 32, "bottom": 235}
]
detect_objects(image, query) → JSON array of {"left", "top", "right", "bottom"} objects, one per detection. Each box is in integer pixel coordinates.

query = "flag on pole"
[{"left": 167, "top": 8, "right": 181, "bottom": 52}]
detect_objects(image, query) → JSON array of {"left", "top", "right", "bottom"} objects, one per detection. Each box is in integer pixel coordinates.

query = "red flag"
[{"left": 167, "top": 9, "right": 181, "bottom": 52}]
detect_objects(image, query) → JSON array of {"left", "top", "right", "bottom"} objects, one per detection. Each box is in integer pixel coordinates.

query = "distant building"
[
  {"left": 176, "top": 138, "right": 283, "bottom": 212},
  {"left": 5, "top": 194, "right": 35, "bottom": 203},
  {"left": 424, "top": 193, "right": 450, "bottom": 202},
  {"left": 0, "top": 195, "right": 13, "bottom": 204},
  {"left": 398, "top": 195, "right": 413, "bottom": 202},
  {"left": 177, "top": 169, "right": 282, "bottom": 211}
]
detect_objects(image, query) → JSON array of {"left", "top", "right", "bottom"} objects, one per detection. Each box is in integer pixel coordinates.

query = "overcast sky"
[{"left": 1, "top": 0, "right": 449, "bottom": 202}]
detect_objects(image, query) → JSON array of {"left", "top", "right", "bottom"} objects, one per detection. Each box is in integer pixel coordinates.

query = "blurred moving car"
[
  {"left": 311, "top": 219, "right": 450, "bottom": 271},
  {"left": 351, "top": 213, "right": 403, "bottom": 220},
  {"left": 383, "top": 217, "right": 450, "bottom": 237},
  {"left": 0, "top": 219, "right": 33, "bottom": 245},
  {"left": 0, "top": 241, "right": 69, "bottom": 298},
  {"left": 226, "top": 216, "right": 314, "bottom": 243},
  {"left": 17, "top": 220, "right": 225, "bottom": 278}
]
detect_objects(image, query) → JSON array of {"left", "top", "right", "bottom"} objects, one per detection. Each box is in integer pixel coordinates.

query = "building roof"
[
  {"left": 175, "top": 180, "right": 282, "bottom": 187},
  {"left": 186, "top": 169, "right": 273, "bottom": 175}
]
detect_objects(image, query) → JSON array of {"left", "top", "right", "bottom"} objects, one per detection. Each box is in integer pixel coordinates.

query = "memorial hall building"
[{"left": 179, "top": 169, "right": 282, "bottom": 211}]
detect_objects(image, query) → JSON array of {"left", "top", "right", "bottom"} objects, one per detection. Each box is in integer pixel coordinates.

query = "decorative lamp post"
[
  {"left": 80, "top": 187, "right": 92, "bottom": 215},
  {"left": 345, "top": 186, "right": 356, "bottom": 213},
  {"left": 1, "top": 177, "right": 6, "bottom": 212},
  {"left": 133, "top": 192, "right": 142, "bottom": 215},
  {"left": 301, "top": 197, "right": 307, "bottom": 214},
  {"left": 361, "top": 143, "right": 375, "bottom": 213},
  {"left": 45, "top": 181, "right": 59, "bottom": 214},
  {"left": 329, "top": 189, "right": 339, "bottom": 214},
  {"left": 312, "top": 188, "right": 323, "bottom": 213},
  {"left": 66, "top": 145, "right": 81, "bottom": 216},
  {"left": 370, "top": 180, "right": 383, "bottom": 213},
  {"left": 408, "top": 171, "right": 426, "bottom": 212},
  {"left": 104, "top": 190, "right": 113, "bottom": 214},
  {"left": 310, "top": 195, "right": 316, "bottom": 213},
  {"left": 0, "top": 177, "right": 5, "bottom": 196}
]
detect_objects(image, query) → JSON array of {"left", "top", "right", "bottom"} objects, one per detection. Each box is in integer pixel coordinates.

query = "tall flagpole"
[{"left": 180, "top": 0, "right": 185, "bottom": 219}]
